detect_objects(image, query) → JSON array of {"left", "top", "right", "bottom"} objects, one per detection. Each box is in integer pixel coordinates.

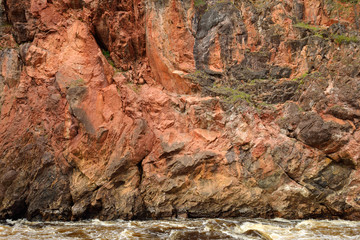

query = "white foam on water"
[
  {"left": 272, "top": 218, "right": 294, "bottom": 224},
  {"left": 219, "top": 227, "right": 257, "bottom": 240},
  {"left": 119, "top": 229, "right": 135, "bottom": 239},
  {"left": 233, "top": 219, "right": 360, "bottom": 240},
  {"left": 296, "top": 219, "right": 360, "bottom": 228},
  {"left": 0, "top": 218, "right": 360, "bottom": 240}
]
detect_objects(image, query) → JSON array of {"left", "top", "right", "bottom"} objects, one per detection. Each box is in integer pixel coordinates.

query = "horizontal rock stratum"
[{"left": 1, "top": 0, "right": 360, "bottom": 221}]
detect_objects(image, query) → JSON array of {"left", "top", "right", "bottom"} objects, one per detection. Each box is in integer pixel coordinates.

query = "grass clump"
[
  {"left": 102, "top": 49, "right": 115, "bottom": 67},
  {"left": 294, "top": 22, "right": 328, "bottom": 40},
  {"left": 229, "top": 91, "right": 252, "bottom": 103},
  {"left": 101, "top": 49, "right": 126, "bottom": 72},
  {"left": 211, "top": 84, "right": 253, "bottom": 104},
  {"left": 292, "top": 72, "right": 309, "bottom": 85},
  {"left": 294, "top": 22, "right": 359, "bottom": 44},
  {"left": 331, "top": 34, "right": 359, "bottom": 44},
  {"left": 293, "top": 22, "right": 324, "bottom": 31},
  {"left": 102, "top": 49, "right": 110, "bottom": 58},
  {"left": 194, "top": 0, "right": 206, "bottom": 7}
]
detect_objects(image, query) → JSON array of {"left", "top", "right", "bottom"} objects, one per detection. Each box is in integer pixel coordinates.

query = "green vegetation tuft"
[
  {"left": 102, "top": 49, "right": 110, "bottom": 58},
  {"left": 293, "top": 22, "right": 359, "bottom": 44},
  {"left": 332, "top": 34, "right": 359, "bottom": 44},
  {"left": 194, "top": 0, "right": 206, "bottom": 7},
  {"left": 102, "top": 49, "right": 115, "bottom": 67},
  {"left": 339, "top": 0, "right": 359, "bottom": 4},
  {"left": 229, "top": 91, "right": 252, "bottom": 103},
  {"left": 188, "top": 70, "right": 209, "bottom": 78},
  {"left": 293, "top": 22, "right": 324, "bottom": 31},
  {"left": 292, "top": 72, "right": 309, "bottom": 85},
  {"left": 101, "top": 49, "right": 126, "bottom": 72},
  {"left": 211, "top": 84, "right": 253, "bottom": 104}
]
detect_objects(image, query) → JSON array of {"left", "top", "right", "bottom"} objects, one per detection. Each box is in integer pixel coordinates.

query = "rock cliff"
[{"left": 1, "top": 0, "right": 360, "bottom": 221}]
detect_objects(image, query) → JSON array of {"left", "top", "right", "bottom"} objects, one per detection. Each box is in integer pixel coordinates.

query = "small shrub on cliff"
[
  {"left": 332, "top": 34, "right": 359, "bottom": 44},
  {"left": 194, "top": 0, "right": 206, "bottom": 7},
  {"left": 294, "top": 21, "right": 359, "bottom": 44},
  {"left": 101, "top": 49, "right": 125, "bottom": 72},
  {"left": 102, "top": 49, "right": 110, "bottom": 58},
  {"left": 210, "top": 85, "right": 253, "bottom": 104},
  {"left": 229, "top": 91, "right": 252, "bottom": 103},
  {"left": 293, "top": 22, "right": 330, "bottom": 39},
  {"left": 294, "top": 22, "right": 324, "bottom": 32},
  {"left": 101, "top": 49, "right": 116, "bottom": 67}
]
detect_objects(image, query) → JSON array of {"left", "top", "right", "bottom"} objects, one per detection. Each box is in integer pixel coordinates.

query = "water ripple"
[{"left": 0, "top": 218, "right": 359, "bottom": 240}]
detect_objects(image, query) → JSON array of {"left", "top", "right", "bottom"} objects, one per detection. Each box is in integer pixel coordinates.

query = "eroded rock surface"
[{"left": 1, "top": 0, "right": 360, "bottom": 221}]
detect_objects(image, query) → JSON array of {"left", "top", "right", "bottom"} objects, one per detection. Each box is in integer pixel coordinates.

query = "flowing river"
[{"left": 0, "top": 218, "right": 359, "bottom": 239}]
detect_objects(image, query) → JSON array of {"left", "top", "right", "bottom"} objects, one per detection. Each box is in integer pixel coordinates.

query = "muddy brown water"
[{"left": 0, "top": 218, "right": 359, "bottom": 239}]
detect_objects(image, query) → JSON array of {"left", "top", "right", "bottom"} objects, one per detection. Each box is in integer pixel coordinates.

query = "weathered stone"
[
  {"left": 263, "top": 81, "right": 299, "bottom": 104},
  {"left": 269, "top": 66, "right": 292, "bottom": 79},
  {"left": 12, "top": 22, "right": 35, "bottom": 43},
  {"left": 161, "top": 142, "right": 185, "bottom": 156},
  {"left": 327, "top": 105, "right": 360, "bottom": 121},
  {"left": 70, "top": 170, "right": 97, "bottom": 202},
  {"left": 66, "top": 87, "right": 87, "bottom": 107},
  {"left": 0, "top": 170, "right": 17, "bottom": 187},
  {"left": 194, "top": 2, "right": 247, "bottom": 70},
  {"left": 293, "top": 1, "right": 305, "bottom": 20},
  {"left": 96, "top": 127, "right": 109, "bottom": 143},
  {"left": 0, "top": 0, "right": 360, "bottom": 222},
  {"left": 305, "top": 162, "right": 353, "bottom": 193},
  {"left": 26, "top": 165, "right": 72, "bottom": 220},
  {"left": 0, "top": 48, "right": 22, "bottom": 88},
  {"left": 229, "top": 51, "right": 272, "bottom": 82},
  {"left": 231, "top": 63, "right": 269, "bottom": 81},
  {"left": 296, "top": 113, "right": 333, "bottom": 147},
  {"left": 329, "top": 23, "right": 347, "bottom": 35}
]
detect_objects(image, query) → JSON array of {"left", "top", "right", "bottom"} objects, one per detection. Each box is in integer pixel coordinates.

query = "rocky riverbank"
[{"left": 1, "top": 0, "right": 360, "bottom": 221}]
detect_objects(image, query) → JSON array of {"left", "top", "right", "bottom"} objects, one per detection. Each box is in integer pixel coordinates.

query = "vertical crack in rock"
[
  {"left": 137, "top": 158, "right": 144, "bottom": 187},
  {"left": 274, "top": 161, "right": 312, "bottom": 193}
]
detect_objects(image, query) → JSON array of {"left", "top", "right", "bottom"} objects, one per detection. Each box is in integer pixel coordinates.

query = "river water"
[{"left": 0, "top": 218, "right": 359, "bottom": 239}]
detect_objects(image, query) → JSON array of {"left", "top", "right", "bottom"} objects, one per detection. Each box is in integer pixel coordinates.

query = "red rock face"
[
  {"left": 146, "top": 0, "right": 196, "bottom": 93},
  {"left": 1, "top": 0, "right": 360, "bottom": 221}
]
